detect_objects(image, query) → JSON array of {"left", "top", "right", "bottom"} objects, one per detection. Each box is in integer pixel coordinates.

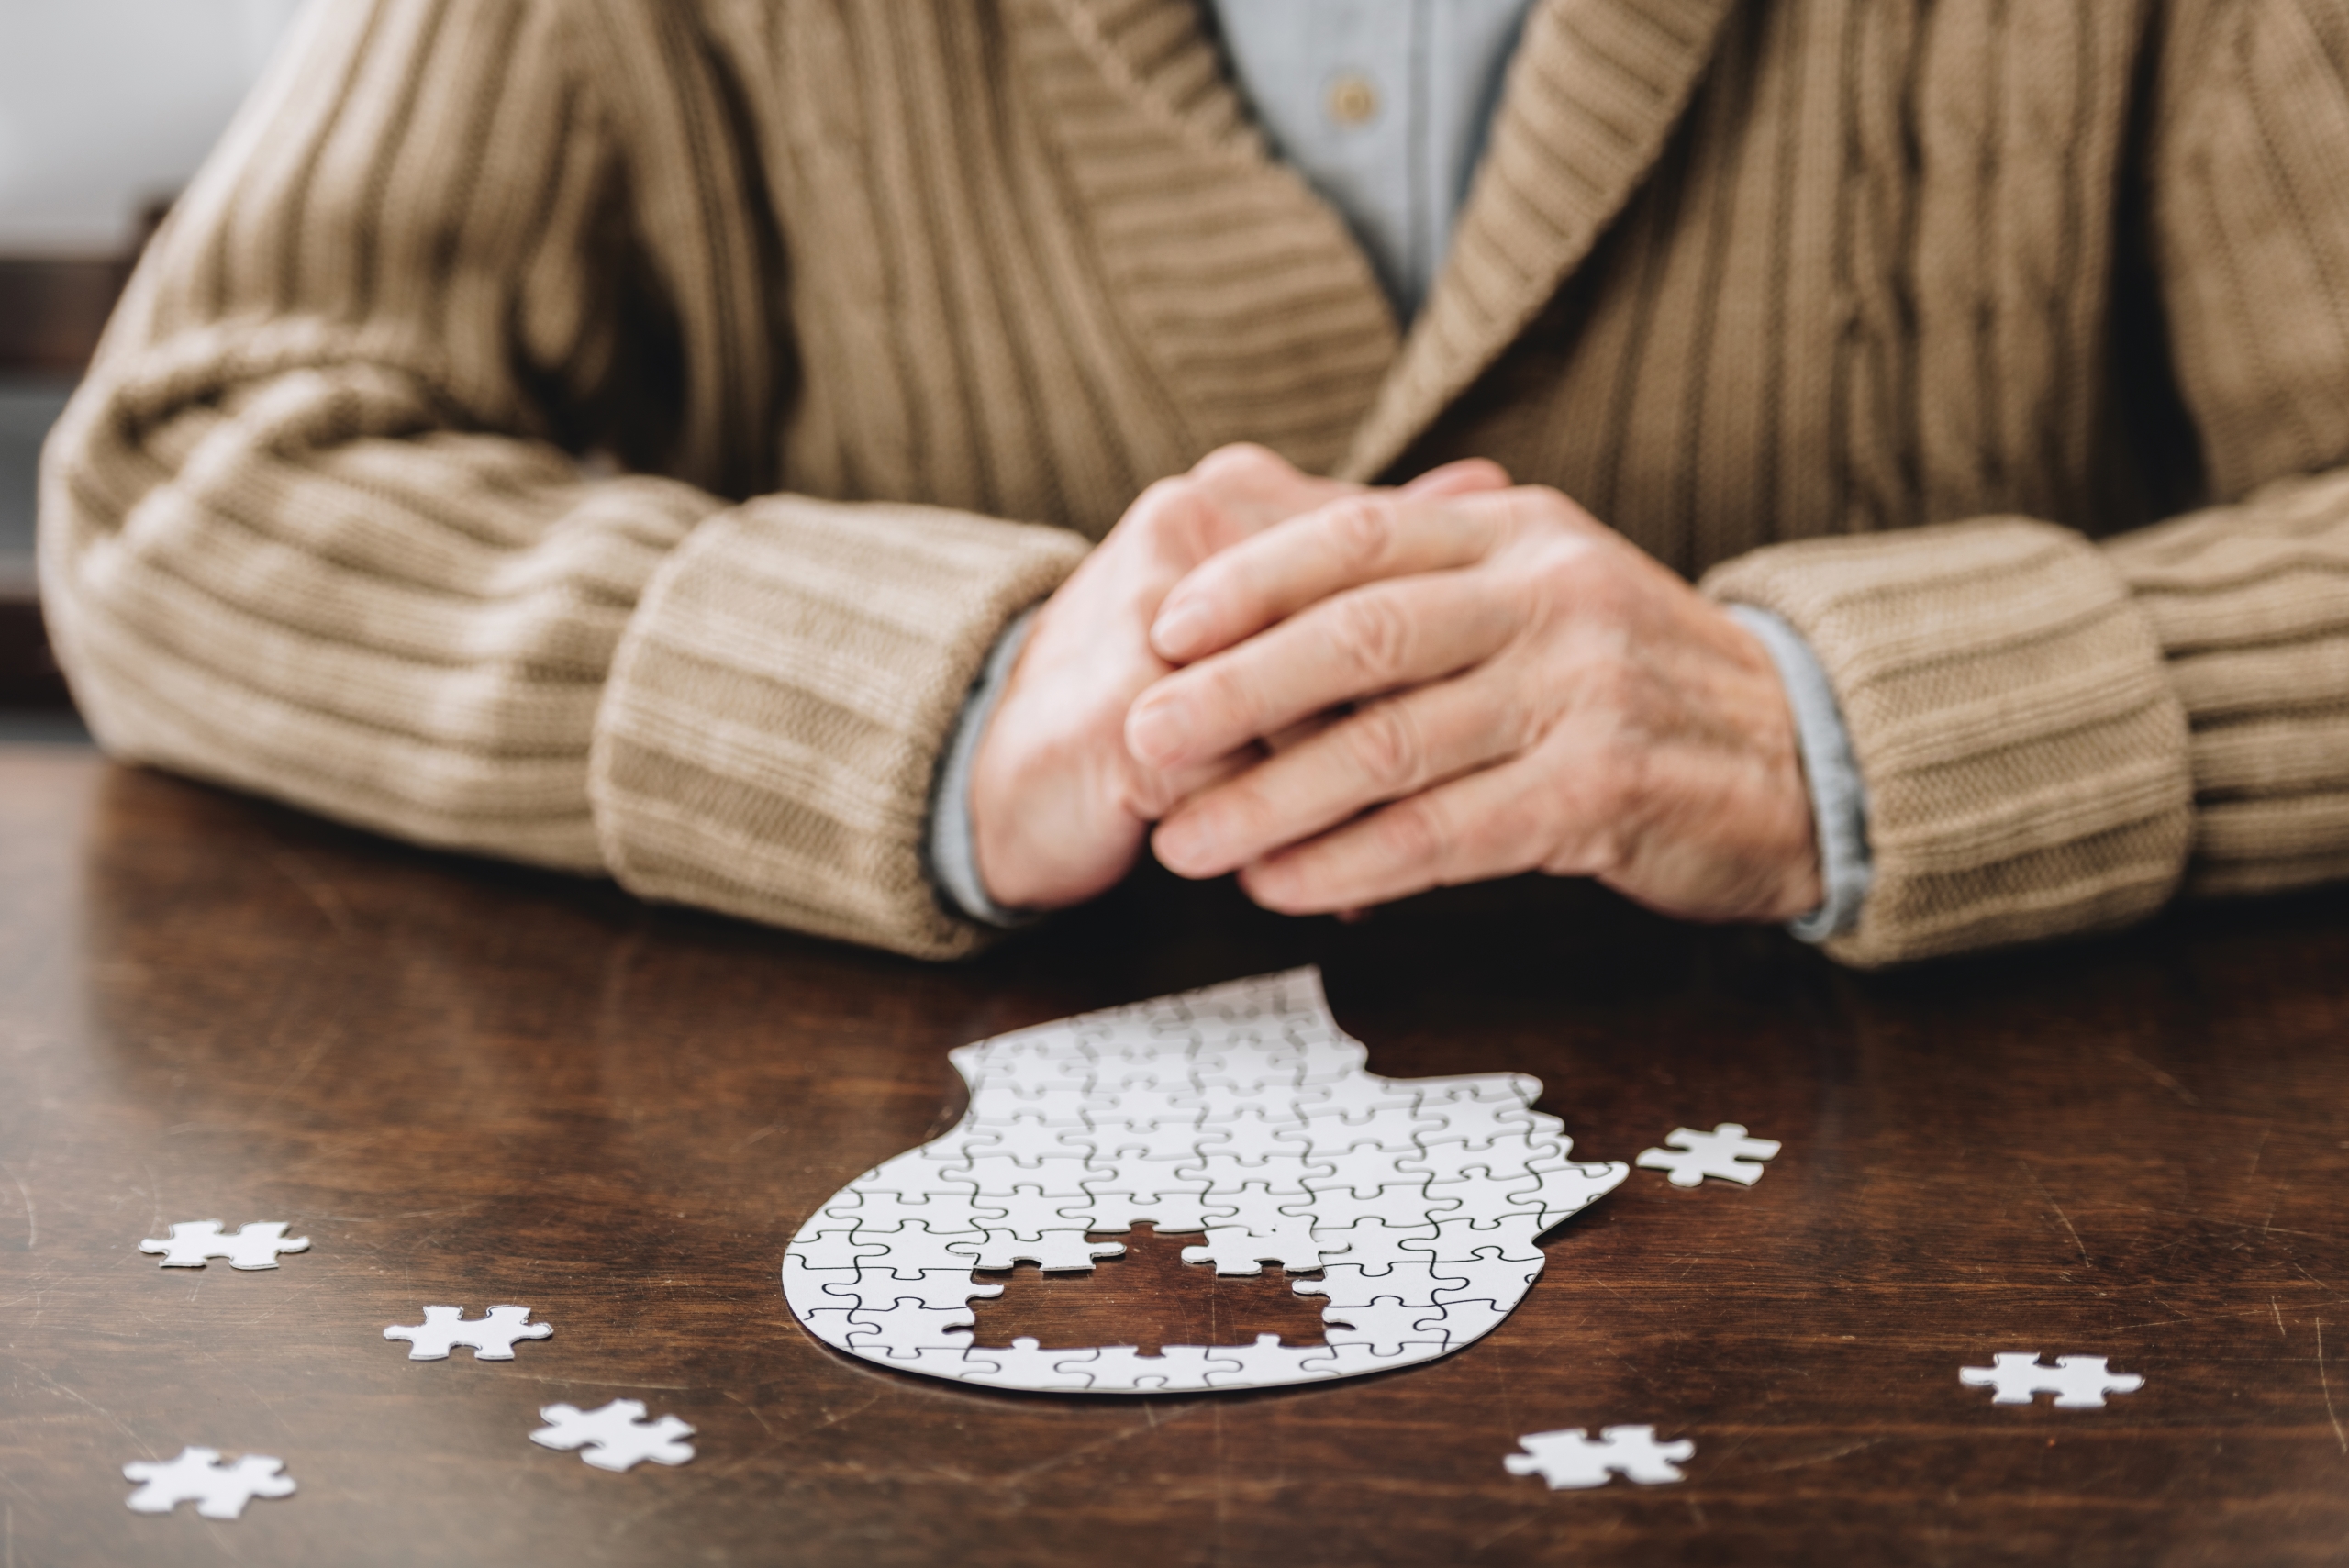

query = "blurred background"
[{"left": 0, "top": 0, "right": 305, "bottom": 740}]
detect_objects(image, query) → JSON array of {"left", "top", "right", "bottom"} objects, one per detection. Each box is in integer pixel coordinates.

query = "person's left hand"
[{"left": 1122, "top": 484, "right": 1823, "bottom": 924}]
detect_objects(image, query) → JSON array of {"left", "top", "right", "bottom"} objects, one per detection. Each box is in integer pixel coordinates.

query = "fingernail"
[
  {"left": 1152, "top": 600, "right": 1209, "bottom": 659},
  {"left": 1127, "top": 697, "right": 1191, "bottom": 765}
]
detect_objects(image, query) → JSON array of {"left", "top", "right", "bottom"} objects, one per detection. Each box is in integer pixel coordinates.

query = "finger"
[
  {"left": 1120, "top": 739, "right": 1265, "bottom": 823},
  {"left": 1399, "top": 458, "right": 1511, "bottom": 498},
  {"left": 1151, "top": 490, "right": 1513, "bottom": 663},
  {"left": 1185, "top": 443, "right": 1364, "bottom": 535},
  {"left": 1149, "top": 671, "right": 1522, "bottom": 879},
  {"left": 1264, "top": 709, "right": 1341, "bottom": 755},
  {"left": 1127, "top": 572, "right": 1511, "bottom": 770},
  {"left": 1234, "top": 751, "right": 1558, "bottom": 915}
]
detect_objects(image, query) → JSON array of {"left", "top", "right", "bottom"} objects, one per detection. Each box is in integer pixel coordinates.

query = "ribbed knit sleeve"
[
  {"left": 36, "top": 0, "right": 1085, "bottom": 957},
  {"left": 1701, "top": 0, "right": 2349, "bottom": 965},
  {"left": 1703, "top": 524, "right": 2193, "bottom": 967},
  {"left": 595, "top": 497, "right": 1084, "bottom": 956},
  {"left": 2101, "top": 0, "right": 2349, "bottom": 904}
]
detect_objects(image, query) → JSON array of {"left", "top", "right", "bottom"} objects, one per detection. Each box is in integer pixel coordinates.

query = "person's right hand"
[
  {"left": 968, "top": 446, "right": 1355, "bottom": 911},
  {"left": 969, "top": 446, "right": 1507, "bottom": 912}
]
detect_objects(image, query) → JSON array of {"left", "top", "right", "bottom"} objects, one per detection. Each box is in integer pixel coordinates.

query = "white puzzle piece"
[
  {"left": 139, "top": 1220, "right": 309, "bottom": 1270},
  {"left": 1959, "top": 1352, "right": 2144, "bottom": 1407},
  {"left": 384, "top": 1305, "right": 553, "bottom": 1361},
  {"left": 1634, "top": 1124, "right": 1781, "bottom": 1187},
  {"left": 782, "top": 968, "right": 1628, "bottom": 1394},
  {"left": 529, "top": 1399, "right": 696, "bottom": 1472},
  {"left": 1505, "top": 1426, "right": 1694, "bottom": 1488},
  {"left": 123, "top": 1448, "right": 295, "bottom": 1518}
]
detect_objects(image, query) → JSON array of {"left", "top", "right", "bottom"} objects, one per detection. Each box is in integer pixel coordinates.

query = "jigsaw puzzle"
[
  {"left": 384, "top": 1306, "right": 553, "bottom": 1361},
  {"left": 122, "top": 1448, "right": 295, "bottom": 1518},
  {"left": 782, "top": 968, "right": 1627, "bottom": 1393},
  {"left": 1634, "top": 1124, "right": 1780, "bottom": 1187},
  {"left": 529, "top": 1399, "right": 696, "bottom": 1471},
  {"left": 1959, "top": 1352, "right": 2144, "bottom": 1407},
  {"left": 139, "top": 1220, "right": 310, "bottom": 1270},
  {"left": 1505, "top": 1426, "right": 1694, "bottom": 1488}
]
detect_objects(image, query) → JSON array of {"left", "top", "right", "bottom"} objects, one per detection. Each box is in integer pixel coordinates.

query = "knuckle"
[
  {"left": 1346, "top": 700, "right": 1424, "bottom": 793},
  {"left": 1189, "top": 662, "right": 1253, "bottom": 731},
  {"left": 1517, "top": 484, "right": 1597, "bottom": 538},
  {"left": 1325, "top": 592, "right": 1412, "bottom": 684},
  {"left": 1374, "top": 795, "right": 1450, "bottom": 869},
  {"left": 1211, "top": 781, "right": 1279, "bottom": 849},
  {"left": 1125, "top": 477, "right": 1192, "bottom": 536},
  {"left": 1525, "top": 537, "right": 1598, "bottom": 602},
  {"left": 1194, "top": 442, "right": 1285, "bottom": 484},
  {"left": 1322, "top": 497, "right": 1395, "bottom": 570},
  {"left": 1128, "top": 477, "right": 1220, "bottom": 556}
]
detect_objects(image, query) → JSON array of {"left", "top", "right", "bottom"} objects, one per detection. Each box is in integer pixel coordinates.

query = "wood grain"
[{"left": 4, "top": 750, "right": 2347, "bottom": 1566}]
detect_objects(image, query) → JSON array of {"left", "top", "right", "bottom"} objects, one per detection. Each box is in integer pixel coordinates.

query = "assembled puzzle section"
[{"left": 782, "top": 967, "right": 1628, "bottom": 1393}]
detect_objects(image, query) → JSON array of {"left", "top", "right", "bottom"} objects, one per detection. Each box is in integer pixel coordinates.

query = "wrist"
[{"left": 939, "top": 606, "right": 1048, "bottom": 924}]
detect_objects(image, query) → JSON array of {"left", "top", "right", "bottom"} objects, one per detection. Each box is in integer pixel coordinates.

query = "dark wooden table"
[{"left": 6, "top": 748, "right": 2348, "bottom": 1566}]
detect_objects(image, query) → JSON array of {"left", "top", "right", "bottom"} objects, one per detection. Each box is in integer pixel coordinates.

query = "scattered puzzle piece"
[
  {"left": 1634, "top": 1124, "right": 1780, "bottom": 1187},
  {"left": 782, "top": 968, "right": 1628, "bottom": 1394},
  {"left": 529, "top": 1399, "right": 696, "bottom": 1472},
  {"left": 139, "top": 1221, "right": 309, "bottom": 1270},
  {"left": 384, "top": 1305, "right": 552, "bottom": 1361},
  {"left": 1505, "top": 1426, "right": 1694, "bottom": 1488},
  {"left": 1959, "top": 1352, "right": 2144, "bottom": 1407},
  {"left": 123, "top": 1448, "right": 295, "bottom": 1518}
]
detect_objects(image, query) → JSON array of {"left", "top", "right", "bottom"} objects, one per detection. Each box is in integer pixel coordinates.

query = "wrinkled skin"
[{"left": 974, "top": 444, "right": 1820, "bottom": 926}]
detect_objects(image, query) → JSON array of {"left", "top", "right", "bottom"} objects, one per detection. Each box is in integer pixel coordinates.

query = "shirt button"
[{"left": 1325, "top": 72, "right": 1380, "bottom": 128}]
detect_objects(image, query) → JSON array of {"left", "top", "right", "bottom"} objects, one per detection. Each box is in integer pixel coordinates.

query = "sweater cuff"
[
  {"left": 588, "top": 495, "right": 1088, "bottom": 959},
  {"left": 1725, "top": 605, "right": 1874, "bottom": 942},
  {"left": 1702, "top": 519, "right": 2193, "bottom": 968}
]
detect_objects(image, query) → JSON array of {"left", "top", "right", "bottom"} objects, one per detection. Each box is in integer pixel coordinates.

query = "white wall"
[{"left": 0, "top": 1, "right": 306, "bottom": 257}]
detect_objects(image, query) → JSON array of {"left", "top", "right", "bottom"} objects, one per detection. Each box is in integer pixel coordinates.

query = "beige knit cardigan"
[{"left": 39, "top": 0, "right": 2349, "bottom": 964}]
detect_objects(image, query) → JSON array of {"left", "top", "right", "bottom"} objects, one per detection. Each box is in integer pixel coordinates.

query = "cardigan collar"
[
  {"left": 1342, "top": 0, "right": 1741, "bottom": 478},
  {"left": 1034, "top": 0, "right": 1738, "bottom": 480}
]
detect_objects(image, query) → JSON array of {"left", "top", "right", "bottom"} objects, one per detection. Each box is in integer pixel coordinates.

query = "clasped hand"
[{"left": 970, "top": 445, "right": 1821, "bottom": 926}]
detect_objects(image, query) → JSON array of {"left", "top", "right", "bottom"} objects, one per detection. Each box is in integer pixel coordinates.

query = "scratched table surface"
[{"left": 4, "top": 746, "right": 2348, "bottom": 1567}]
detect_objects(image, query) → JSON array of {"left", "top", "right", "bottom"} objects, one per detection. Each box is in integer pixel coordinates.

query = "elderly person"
[{"left": 40, "top": 0, "right": 2349, "bottom": 965}]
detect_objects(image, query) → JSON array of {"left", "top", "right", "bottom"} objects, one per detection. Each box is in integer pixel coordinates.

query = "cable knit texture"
[{"left": 39, "top": 0, "right": 2349, "bottom": 962}]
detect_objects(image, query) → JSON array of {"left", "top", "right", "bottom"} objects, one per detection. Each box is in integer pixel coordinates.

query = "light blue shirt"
[
  {"left": 1209, "top": 0, "right": 1538, "bottom": 317},
  {"left": 928, "top": 1, "right": 1873, "bottom": 940}
]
